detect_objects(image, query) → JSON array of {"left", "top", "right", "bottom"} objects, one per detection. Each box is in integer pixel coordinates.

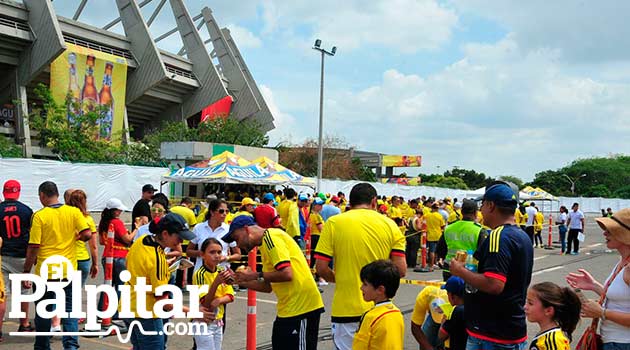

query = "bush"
[{"left": 0, "top": 136, "right": 22, "bottom": 158}]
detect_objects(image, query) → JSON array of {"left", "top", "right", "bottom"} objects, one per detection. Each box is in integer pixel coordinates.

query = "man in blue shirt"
[
  {"left": 320, "top": 196, "right": 341, "bottom": 222},
  {"left": 450, "top": 182, "right": 533, "bottom": 350}
]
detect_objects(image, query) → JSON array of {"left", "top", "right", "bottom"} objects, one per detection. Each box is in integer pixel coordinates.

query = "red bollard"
[
  {"left": 414, "top": 230, "right": 430, "bottom": 272},
  {"left": 246, "top": 247, "right": 257, "bottom": 350},
  {"left": 545, "top": 214, "right": 554, "bottom": 250}
]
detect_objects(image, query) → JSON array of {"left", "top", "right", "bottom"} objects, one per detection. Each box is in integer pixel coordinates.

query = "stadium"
[{"left": 0, "top": 0, "right": 275, "bottom": 157}]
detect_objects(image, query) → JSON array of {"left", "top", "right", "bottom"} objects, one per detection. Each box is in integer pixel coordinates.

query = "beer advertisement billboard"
[
  {"left": 50, "top": 43, "right": 128, "bottom": 140},
  {"left": 381, "top": 155, "right": 422, "bottom": 167}
]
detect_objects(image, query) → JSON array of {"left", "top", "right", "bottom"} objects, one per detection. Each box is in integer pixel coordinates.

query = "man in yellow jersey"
[
  {"left": 425, "top": 203, "right": 446, "bottom": 272},
  {"left": 225, "top": 216, "right": 324, "bottom": 350},
  {"left": 411, "top": 284, "right": 450, "bottom": 350},
  {"left": 448, "top": 202, "right": 463, "bottom": 224},
  {"left": 23, "top": 181, "right": 91, "bottom": 350},
  {"left": 170, "top": 197, "right": 198, "bottom": 228},
  {"left": 314, "top": 183, "right": 407, "bottom": 350},
  {"left": 277, "top": 188, "right": 300, "bottom": 239}
]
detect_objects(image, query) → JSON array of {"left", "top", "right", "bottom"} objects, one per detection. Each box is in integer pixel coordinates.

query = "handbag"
[{"left": 575, "top": 257, "right": 630, "bottom": 350}]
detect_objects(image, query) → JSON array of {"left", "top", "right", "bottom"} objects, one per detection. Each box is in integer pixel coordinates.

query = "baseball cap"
[
  {"left": 331, "top": 196, "right": 340, "bottom": 203},
  {"left": 314, "top": 198, "right": 325, "bottom": 205},
  {"left": 241, "top": 197, "right": 256, "bottom": 206},
  {"left": 151, "top": 213, "right": 195, "bottom": 241},
  {"left": 142, "top": 184, "right": 157, "bottom": 193},
  {"left": 3, "top": 179, "right": 21, "bottom": 200},
  {"left": 317, "top": 193, "right": 327, "bottom": 201},
  {"left": 263, "top": 193, "right": 275, "bottom": 203},
  {"left": 222, "top": 215, "right": 256, "bottom": 243},
  {"left": 478, "top": 181, "right": 518, "bottom": 209},
  {"left": 105, "top": 198, "right": 128, "bottom": 211},
  {"left": 454, "top": 202, "right": 462, "bottom": 209},
  {"left": 441, "top": 276, "right": 465, "bottom": 296},
  {"left": 298, "top": 193, "right": 308, "bottom": 201}
]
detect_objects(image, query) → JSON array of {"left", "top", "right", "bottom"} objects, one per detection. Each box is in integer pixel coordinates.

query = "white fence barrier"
[{"left": 0, "top": 158, "right": 169, "bottom": 211}]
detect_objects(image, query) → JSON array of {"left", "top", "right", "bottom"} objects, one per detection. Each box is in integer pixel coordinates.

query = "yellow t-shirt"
[
  {"left": 411, "top": 286, "right": 449, "bottom": 325},
  {"left": 388, "top": 206, "right": 403, "bottom": 219},
  {"left": 448, "top": 209, "right": 462, "bottom": 224},
  {"left": 535, "top": 212, "right": 545, "bottom": 232},
  {"left": 196, "top": 208, "right": 208, "bottom": 224},
  {"left": 314, "top": 209, "right": 406, "bottom": 319},
  {"left": 285, "top": 201, "right": 301, "bottom": 239},
  {"left": 310, "top": 212, "right": 324, "bottom": 235},
  {"left": 233, "top": 211, "right": 254, "bottom": 219},
  {"left": 193, "top": 264, "right": 234, "bottom": 320},
  {"left": 515, "top": 209, "right": 524, "bottom": 226},
  {"left": 170, "top": 205, "right": 197, "bottom": 227},
  {"left": 425, "top": 211, "right": 445, "bottom": 242},
  {"left": 277, "top": 200, "right": 292, "bottom": 226},
  {"left": 29, "top": 204, "right": 89, "bottom": 279},
  {"left": 75, "top": 215, "right": 96, "bottom": 261},
  {"left": 123, "top": 235, "right": 171, "bottom": 318},
  {"left": 422, "top": 207, "right": 431, "bottom": 216},
  {"left": 352, "top": 302, "right": 404, "bottom": 350},
  {"left": 260, "top": 228, "right": 324, "bottom": 318},
  {"left": 529, "top": 327, "right": 570, "bottom": 350}
]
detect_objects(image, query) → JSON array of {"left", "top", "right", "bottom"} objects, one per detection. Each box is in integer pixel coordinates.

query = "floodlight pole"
[{"left": 313, "top": 40, "right": 336, "bottom": 192}]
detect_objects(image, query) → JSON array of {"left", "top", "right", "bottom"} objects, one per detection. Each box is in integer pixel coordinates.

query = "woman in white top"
[
  {"left": 566, "top": 208, "right": 630, "bottom": 350},
  {"left": 556, "top": 206, "right": 569, "bottom": 254}
]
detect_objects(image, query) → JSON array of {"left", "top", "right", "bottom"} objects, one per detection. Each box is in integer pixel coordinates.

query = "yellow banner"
[
  {"left": 50, "top": 43, "right": 128, "bottom": 141},
  {"left": 382, "top": 155, "right": 422, "bottom": 167}
]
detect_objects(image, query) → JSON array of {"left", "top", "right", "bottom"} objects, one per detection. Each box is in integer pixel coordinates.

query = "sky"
[{"left": 49, "top": 0, "right": 630, "bottom": 181}]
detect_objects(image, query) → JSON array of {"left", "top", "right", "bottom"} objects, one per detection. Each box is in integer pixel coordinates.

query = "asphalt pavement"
[{"left": 2, "top": 213, "right": 620, "bottom": 349}]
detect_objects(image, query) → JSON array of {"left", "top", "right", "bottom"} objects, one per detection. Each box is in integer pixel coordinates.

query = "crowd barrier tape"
[{"left": 400, "top": 279, "right": 445, "bottom": 287}]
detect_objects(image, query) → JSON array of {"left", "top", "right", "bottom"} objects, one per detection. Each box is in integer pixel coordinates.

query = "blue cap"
[
  {"left": 314, "top": 198, "right": 325, "bottom": 205},
  {"left": 298, "top": 193, "right": 308, "bottom": 201},
  {"left": 263, "top": 192, "right": 275, "bottom": 203},
  {"left": 480, "top": 183, "right": 517, "bottom": 208},
  {"left": 441, "top": 276, "right": 465, "bottom": 296},
  {"left": 222, "top": 215, "right": 256, "bottom": 244}
]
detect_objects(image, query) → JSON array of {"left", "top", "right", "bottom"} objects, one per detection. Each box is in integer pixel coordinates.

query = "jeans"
[
  {"left": 558, "top": 225, "right": 567, "bottom": 253},
  {"left": 193, "top": 321, "right": 223, "bottom": 350},
  {"left": 421, "top": 316, "right": 441, "bottom": 348},
  {"left": 77, "top": 259, "right": 91, "bottom": 287},
  {"left": 126, "top": 318, "right": 165, "bottom": 350},
  {"left": 603, "top": 343, "right": 630, "bottom": 350},
  {"left": 34, "top": 283, "right": 79, "bottom": 350},
  {"left": 465, "top": 335, "right": 527, "bottom": 350},
  {"left": 98, "top": 257, "right": 127, "bottom": 318}
]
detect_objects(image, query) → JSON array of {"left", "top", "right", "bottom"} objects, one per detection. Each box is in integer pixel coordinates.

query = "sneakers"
[
  {"left": 50, "top": 325, "right": 62, "bottom": 332},
  {"left": 570, "top": 252, "right": 578, "bottom": 255},
  {"left": 317, "top": 280, "right": 328, "bottom": 286}
]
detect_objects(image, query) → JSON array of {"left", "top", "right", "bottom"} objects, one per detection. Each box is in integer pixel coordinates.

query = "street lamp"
[
  {"left": 562, "top": 173, "right": 586, "bottom": 195},
  {"left": 312, "top": 39, "right": 336, "bottom": 192}
]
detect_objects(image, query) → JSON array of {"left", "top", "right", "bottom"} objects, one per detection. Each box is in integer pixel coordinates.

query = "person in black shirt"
[
  {"left": 0, "top": 179, "right": 34, "bottom": 333},
  {"left": 131, "top": 184, "right": 156, "bottom": 230},
  {"left": 439, "top": 276, "right": 467, "bottom": 350},
  {"left": 450, "top": 182, "right": 533, "bottom": 350}
]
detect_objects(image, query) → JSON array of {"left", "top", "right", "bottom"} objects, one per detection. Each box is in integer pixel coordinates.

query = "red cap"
[
  {"left": 3, "top": 179, "right": 21, "bottom": 200},
  {"left": 331, "top": 196, "right": 340, "bottom": 203}
]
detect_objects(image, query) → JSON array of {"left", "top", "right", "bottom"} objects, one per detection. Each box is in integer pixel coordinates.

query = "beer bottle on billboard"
[
  {"left": 67, "top": 53, "right": 81, "bottom": 125},
  {"left": 98, "top": 62, "right": 114, "bottom": 140},
  {"left": 80, "top": 54, "right": 99, "bottom": 116}
]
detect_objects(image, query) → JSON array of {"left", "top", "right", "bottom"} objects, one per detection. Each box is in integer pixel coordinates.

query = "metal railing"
[
  {"left": 63, "top": 35, "right": 135, "bottom": 61},
  {"left": 0, "top": 16, "right": 30, "bottom": 32},
  {"left": 165, "top": 64, "right": 196, "bottom": 80}
]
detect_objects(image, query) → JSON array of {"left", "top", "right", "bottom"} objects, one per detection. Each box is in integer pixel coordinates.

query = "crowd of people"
[{"left": 0, "top": 179, "right": 628, "bottom": 350}]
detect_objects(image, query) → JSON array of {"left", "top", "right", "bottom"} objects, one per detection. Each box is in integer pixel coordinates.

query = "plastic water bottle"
[{"left": 465, "top": 250, "right": 478, "bottom": 293}]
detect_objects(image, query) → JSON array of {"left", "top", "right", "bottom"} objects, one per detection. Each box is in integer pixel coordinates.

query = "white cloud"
[
  {"left": 225, "top": 24, "right": 262, "bottom": 49},
  {"left": 261, "top": 0, "right": 458, "bottom": 53},
  {"left": 259, "top": 85, "right": 299, "bottom": 146},
  {"left": 320, "top": 36, "right": 630, "bottom": 179}
]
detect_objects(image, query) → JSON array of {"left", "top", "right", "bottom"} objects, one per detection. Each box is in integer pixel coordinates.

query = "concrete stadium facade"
[{"left": 0, "top": 0, "right": 275, "bottom": 157}]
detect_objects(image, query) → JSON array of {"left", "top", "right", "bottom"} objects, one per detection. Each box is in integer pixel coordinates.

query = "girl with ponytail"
[{"left": 525, "top": 282, "right": 582, "bottom": 350}]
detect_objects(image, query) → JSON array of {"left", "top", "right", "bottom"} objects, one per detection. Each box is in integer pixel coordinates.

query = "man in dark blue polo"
[{"left": 450, "top": 182, "right": 533, "bottom": 350}]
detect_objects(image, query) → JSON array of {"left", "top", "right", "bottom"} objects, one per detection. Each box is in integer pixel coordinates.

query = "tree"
[
  {"left": 0, "top": 136, "right": 22, "bottom": 158},
  {"left": 443, "top": 168, "right": 492, "bottom": 189},
  {"left": 498, "top": 175, "right": 524, "bottom": 189},
  {"left": 423, "top": 175, "right": 469, "bottom": 190}
]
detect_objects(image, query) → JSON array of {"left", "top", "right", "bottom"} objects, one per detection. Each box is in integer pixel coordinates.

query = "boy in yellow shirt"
[{"left": 353, "top": 260, "right": 404, "bottom": 350}]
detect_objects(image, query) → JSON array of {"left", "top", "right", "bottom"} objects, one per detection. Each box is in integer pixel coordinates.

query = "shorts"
[
  {"left": 331, "top": 321, "right": 359, "bottom": 350},
  {"left": 427, "top": 241, "right": 438, "bottom": 253},
  {"left": 272, "top": 309, "right": 322, "bottom": 350},
  {"left": 2, "top": 255, "right": 30, "bottom": 295}
]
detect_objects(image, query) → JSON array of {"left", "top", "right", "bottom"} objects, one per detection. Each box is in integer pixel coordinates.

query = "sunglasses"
[
  {"left": 215, "top": 209, "right": 228, "bottom": 214},
  {"left": 151, "top": 207, "right": 165, "bottom": 213}
]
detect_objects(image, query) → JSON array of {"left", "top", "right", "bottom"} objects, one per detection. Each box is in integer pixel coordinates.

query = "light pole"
[
  {"left": 312, "top": 39, "right": 336, "bottom": 192},
  {"left": 562, "top": 173, "right": 586, "bottom": 195}
]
